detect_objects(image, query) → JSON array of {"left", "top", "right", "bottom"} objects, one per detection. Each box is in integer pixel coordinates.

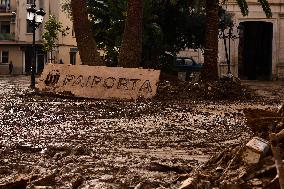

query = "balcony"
[{"left": 0, "top": 33, "right": 15, "bottom": 41}]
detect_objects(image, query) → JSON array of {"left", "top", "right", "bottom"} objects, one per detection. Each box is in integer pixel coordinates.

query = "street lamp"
[{"left": 26, "top": 1, "right": 45, "bottom": 89}]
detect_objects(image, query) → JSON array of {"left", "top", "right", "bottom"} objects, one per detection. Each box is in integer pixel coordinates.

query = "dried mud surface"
[{"left": 0, "top": 76, "right": 284, "bottom": 188}]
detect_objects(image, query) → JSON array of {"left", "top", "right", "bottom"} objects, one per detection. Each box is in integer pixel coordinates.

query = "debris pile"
[
  {"left": 156, "top": 78, "right": 254, "bottom": 101},
  {"left": 178, "top": 107, "right": 284, "bottom": 189},
  {"left": 244, "top": 107, "right": 284, "bottom": 140}
]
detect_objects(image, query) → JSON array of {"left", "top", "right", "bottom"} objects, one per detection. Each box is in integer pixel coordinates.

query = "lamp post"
[{"left": 26, "top": 0, "right": 45, "bottom": 89}]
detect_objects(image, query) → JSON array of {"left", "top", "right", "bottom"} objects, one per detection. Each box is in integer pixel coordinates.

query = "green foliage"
[
  {"left": 42, "top": 15, "right": 69, "bottom": 52},
  {"left": 258, "top": 0, "right": 272, "bottom": 18},
  {"left": 62, "top": 0, "right": 271, "bottom": 70},
  {"left": 221, "top": 0, "right": 271, "bottom": 17},
  {"left": 87, "top": 0, "right": 126, "bottom": 66},
  {"left": 61, "top": 0, "right": 71, "bottom": 15},
  {"left": 62, "top": 0, "right": 208, "bottom": 67},
  {"left": 235, "top": 0, "right": 249, "bottom": 16},
  {"left": 192, "top": 0, "right": 271, "bottom": 18},
  {"left": 160, "top": 0, "right": 206, "bottom": 51},
  {"left": 141, "top": 0, "right": 209, "bottom": 69}
]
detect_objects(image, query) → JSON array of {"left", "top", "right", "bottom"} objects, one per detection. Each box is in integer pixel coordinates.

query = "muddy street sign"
[{"left": 37, "top": 64, "right": 160, "bottom": 100}]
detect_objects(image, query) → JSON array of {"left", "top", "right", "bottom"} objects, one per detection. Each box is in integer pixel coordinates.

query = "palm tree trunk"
[
  {"left": 201, "top": 0, "right": 219, "bottom": 81},
  {"left": 118, "top": 0, "right": 143, "bottom": 68},
  {"left": 70, "top": 0, "right": 104, "bottom": 66}
]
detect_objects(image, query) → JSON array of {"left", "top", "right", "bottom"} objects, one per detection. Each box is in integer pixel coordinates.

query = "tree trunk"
[
  {"left": 201, "top": 0, "right": 219, "bottom": 81},
  {"left": 70, "top": 0, "right": 104, "bottom": 66},
  {"left": 118, "top": 0, "right": 143, "bottom": 68}
]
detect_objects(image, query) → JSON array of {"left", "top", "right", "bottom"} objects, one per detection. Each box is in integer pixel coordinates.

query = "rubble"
[
  {"left": 243, "top": 108, "right": 283, "bottom": 139},
  {"left": 242, "top": 137, "right": 270, "bottom": 164},
  {"left": 277, "top": 105, "right": 284, "bottom": 116},
  {"left": 146, "top": 162, "right": 192, "bottom": 174},
  {"left": 0, "top": 167, "right": 11, "bottom": 175},
  {"left": 177, "top": 177, "right": 196, "bottom": 189},
  {"left": 0, "top": 174, "right": 29, "bottom": 189},
  {"left": 31, "top": 172, "right": 56, "bottom": 186},
  {"left": 178, "top": 107, "right": 284, "bottom": 189},
  {"left": 155, "top": 78, "right": 254, "bottom": 101},
  {"left": 71, "top": 175, "right": 84, "bottom": 189},
  {"left": 270, "top": 132, "right": 284, "bottom": 189}
]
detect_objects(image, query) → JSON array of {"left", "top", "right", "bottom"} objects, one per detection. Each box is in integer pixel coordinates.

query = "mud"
[{"left": 0, "top": 76, "right": 283, "bottom": 188}]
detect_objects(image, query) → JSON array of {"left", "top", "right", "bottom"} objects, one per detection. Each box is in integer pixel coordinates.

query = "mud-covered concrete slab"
[{"left": 37, "top": 64, "right": 160, "bottom": 100}]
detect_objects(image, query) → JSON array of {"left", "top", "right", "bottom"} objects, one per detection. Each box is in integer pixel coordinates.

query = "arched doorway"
[{"left": 238, "top": 21, "right": 273, "bottom": 80}]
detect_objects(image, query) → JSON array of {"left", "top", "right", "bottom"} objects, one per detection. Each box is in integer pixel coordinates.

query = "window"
[
  {"left": 26, "top": 20, "right": 33, "bottom": 33},
  {"left": 0, "top": 21, "right": 10, "bottom": 34},
  {"left": 1, "top": 50, "right": 9, "bottom": 64},
  {"left": 0, "top": 0, "right": 10, "bottom": 11},
  {"left": 1, "top": 0, "right": 10, "bottom": 5},
  {"left": 70, "top": 52, "right": 76, "bottom": 65},
  {"left": 27, "top": 0, "right": 34, "bottom": 4}
]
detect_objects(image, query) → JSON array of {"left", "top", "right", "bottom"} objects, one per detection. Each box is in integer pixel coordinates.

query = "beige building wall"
[
  {"left": 57, "top": 0, "right": 81, "bottom": 65},
  {"left": 0, "top": 46, "right": 23, "bottom": 75},
  {"left": 0, "top": 0, "right": 80, "bottom": 75},
  {"left": 279, "top": 11, "right": 284, "bottom": 61},
  {"left": 44, "top": 0, "right": 80, "bottom": 65}
]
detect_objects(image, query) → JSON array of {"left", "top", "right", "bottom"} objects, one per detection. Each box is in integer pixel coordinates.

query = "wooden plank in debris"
[
  {"left": 270, "top": 133, "right": 284, "bottom": 189},
  {"left": 37, "top": 64, "right": 160, "bottom": 100}
]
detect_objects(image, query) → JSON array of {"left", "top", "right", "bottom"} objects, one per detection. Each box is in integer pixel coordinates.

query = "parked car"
[
  {"left": 175, "top": 57, "right": 203, "bottom": 72},
  {"left": 158, "top": 54, "right": 203, "bottom": 81},
  {"left": 174, "top": 57, "right": 203, "bottom": 81}
]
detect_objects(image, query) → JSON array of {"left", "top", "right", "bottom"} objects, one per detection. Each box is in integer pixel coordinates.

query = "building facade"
[
  {"left": 219, "top": 0, "right": 284, "bottom": 80},
  {"left": 0, "top": 0, "right": 80, "bottom": 75},
  {"left": 179, "top": 0, "right": 284, "bottom": 80}
]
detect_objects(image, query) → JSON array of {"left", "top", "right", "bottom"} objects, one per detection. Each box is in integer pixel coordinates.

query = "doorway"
[
  {"left": 24, "top": 47, "right": 32, "bottom": 74},
  {"left": 70, "top": 52, "right": 77, "bottom": 65},
  {"left": 24, "top": 47, "right": 45, "bottom": 74},
  {"left": 37, "top": 54, "right": 45, "bottom": 73},
  {"left": 238, "top": 21, "right": 273, "bottom": 80}
]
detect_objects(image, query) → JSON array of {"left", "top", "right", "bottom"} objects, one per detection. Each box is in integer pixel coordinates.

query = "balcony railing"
[{"left": 0, "top": 33, "right": 15, "bottom": 41}]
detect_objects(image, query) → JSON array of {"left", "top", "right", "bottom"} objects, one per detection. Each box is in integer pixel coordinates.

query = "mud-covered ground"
[{"left": 0, "top": 76, "right": 284, "bottom": 189}]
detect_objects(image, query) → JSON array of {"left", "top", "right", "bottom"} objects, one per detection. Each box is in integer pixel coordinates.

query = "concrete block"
[
  {"left": 37, "top": 64, "right": 160, "bottom": 100},
  {"left": 178, "top": 177, "right": 196, "bottom": 189},
  {"left": 242, "top": 137, "right": 269, "bottom": 164}
]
